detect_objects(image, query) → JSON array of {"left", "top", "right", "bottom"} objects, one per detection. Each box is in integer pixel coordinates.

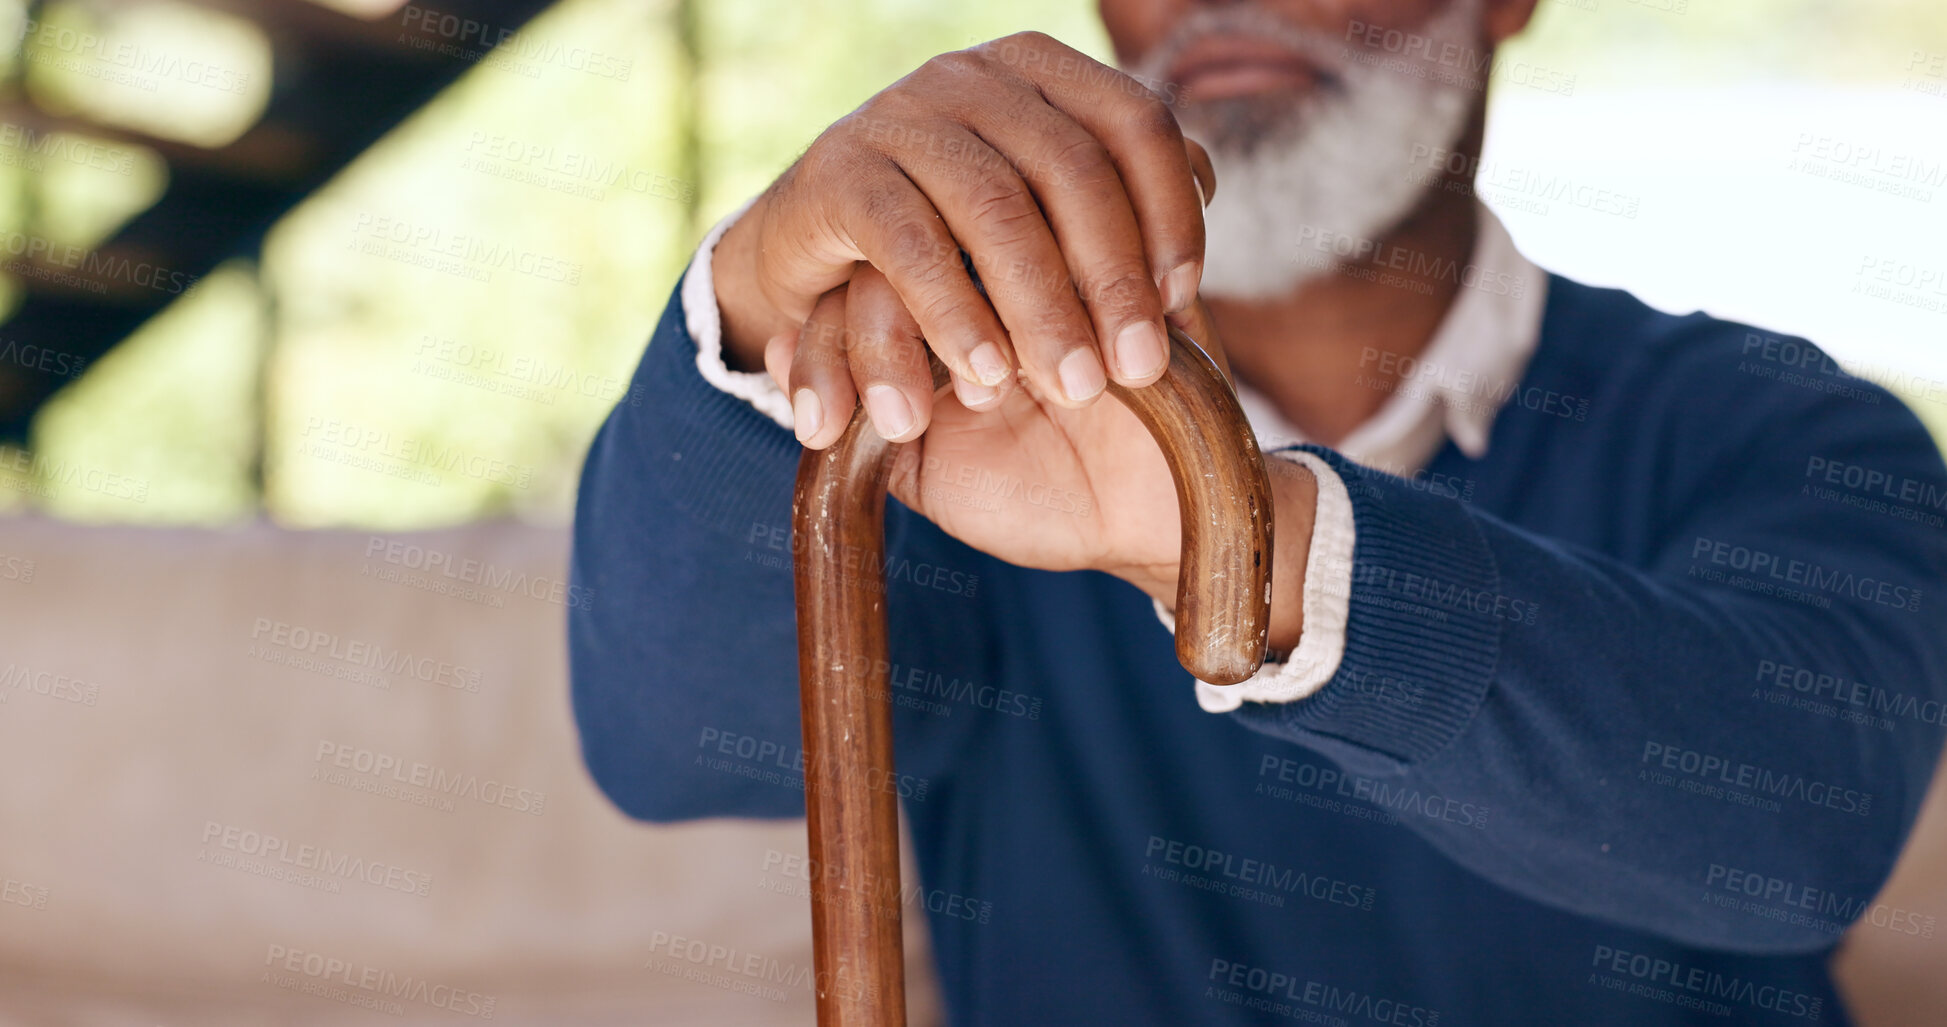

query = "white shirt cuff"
[
  {"left": 1150, "top": 450, "right": 1356, "bottom": 712},
  {"left": 680, "top": 195, "right": 795, "bottom": 430}
]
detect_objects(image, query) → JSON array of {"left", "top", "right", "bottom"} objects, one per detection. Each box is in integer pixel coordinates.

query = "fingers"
[
  {"left": 777, "top": 32, "right": 1219, "bottom": 422},
  {"left": 845, "top": 265, "right": 951, "bottom": 443},
  {"left": 975, "top": 33, "right": 1212, "bottom": 314},
  {"left": 1184, "top": 138, "right": 1216, "bottom": 209},
  {"left": 788, "top": 286, "right": 858, "bottom": 449},
  {"left": 1167, "top": 296, "right": 1236, "bottom": 381},
  {"left": 955, "top": 95, "right": 1170, "bottom": 389},
  {"left": 817, "top": 152, "right": 1019, "bottom": 401},
  {"left": 883, "top": 120, "right": 1114, "bottom": 405}
]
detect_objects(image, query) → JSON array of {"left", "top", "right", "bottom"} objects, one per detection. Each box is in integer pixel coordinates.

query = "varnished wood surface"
[{"left": 792, "top": 326, "right": 1274, "bottom": 1026}]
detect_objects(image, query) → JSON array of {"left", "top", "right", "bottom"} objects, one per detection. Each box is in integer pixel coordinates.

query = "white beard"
[{"left": 1129, "top": 0, "right": 1483, "bottom": 301}]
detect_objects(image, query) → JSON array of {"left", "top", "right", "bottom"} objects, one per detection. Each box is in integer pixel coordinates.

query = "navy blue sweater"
[{"left": 570, "top": 272, "right": 1947, "bottom": 1026}]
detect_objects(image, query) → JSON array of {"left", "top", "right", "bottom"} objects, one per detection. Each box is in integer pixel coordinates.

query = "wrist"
[
  {"left": 712, "top": 195, "right": 795, "bottom": 373},
  {"left": 1116, "top": 454, "right": 1316, "bottom": 656},
  {"left": 1264, "top": 456, "right": 1317, "bottom": 654}
]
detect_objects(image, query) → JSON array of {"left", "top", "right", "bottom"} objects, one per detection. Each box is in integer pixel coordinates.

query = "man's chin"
[{"left": 1178, "top": 93, "right": 1310, "bottom": 158}]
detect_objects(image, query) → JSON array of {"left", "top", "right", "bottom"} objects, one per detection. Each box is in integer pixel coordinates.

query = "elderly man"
[{"left": 570, "top": 0, "right": 1947, "bottom": 1022}]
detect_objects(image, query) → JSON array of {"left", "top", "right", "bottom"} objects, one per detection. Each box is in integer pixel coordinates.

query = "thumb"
[{"left": 1165, "top": 297, "right": 1237, "bottom": 382}]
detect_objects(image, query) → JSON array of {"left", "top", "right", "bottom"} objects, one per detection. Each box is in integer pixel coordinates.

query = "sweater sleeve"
[
  {"left": 567, "top": 273, "right": 825, "bottom": 822},
  {"left": 570, "top": 273, "right": 1002, "bottom": 822},
  {"left": 1228, "top": 359, "right": 1947, "bottom": 955}
]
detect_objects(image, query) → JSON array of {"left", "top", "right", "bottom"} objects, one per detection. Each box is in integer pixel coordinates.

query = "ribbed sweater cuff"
[
  {"left": 1232, "top": 445, "right": 1504, "bottom": 767},
  {"left": 638, "top": 274, "right": 801, "bottom": 542}
]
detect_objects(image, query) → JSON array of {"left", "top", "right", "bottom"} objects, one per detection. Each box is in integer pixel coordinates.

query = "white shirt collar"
[{"left": 1234, "top": 202, "right": 1548, "bottom": 476}]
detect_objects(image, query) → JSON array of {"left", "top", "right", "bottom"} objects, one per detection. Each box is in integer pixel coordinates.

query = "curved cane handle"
[{"left": 791, "top": 324, "right": 1274, "bottom": 1026}]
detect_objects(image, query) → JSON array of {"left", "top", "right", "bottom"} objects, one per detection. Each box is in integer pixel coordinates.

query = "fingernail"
[
  {"left": 954, "top": 375, "right": 999, "bottom": 409},
  {"left": 1058, "top": 348, "right": 1106, "bottom": 404},
  {"left": 969, "top": 342, "right": 1011, "bottom": 387},
  {"left": 1159, "top": 260, "right": 1201, "bottom": 314},
  {"left": 864, "top": 384, "right": 915, "bottom": 439},
  {"left": 1113, "top": 321, "right": 1166, "bottom": 381},
  {"left": 792, "top": 388, "right": 823, "bottom": 442}
]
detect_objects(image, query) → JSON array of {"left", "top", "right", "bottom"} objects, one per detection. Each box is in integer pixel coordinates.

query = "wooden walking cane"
[{"left": 791, "top": 323, "right": 1275, "bottom": 1026}]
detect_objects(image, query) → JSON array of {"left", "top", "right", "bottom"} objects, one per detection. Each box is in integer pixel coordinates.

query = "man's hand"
[
  {"left": 720, "top": 31, "right": 1312, "bottom": 654},
  {"left": 714, "top": 31, "right": 1215, "bottom": 441},
  {"left": 765, "top": 276, "right": 1318, "bottom": 656}
]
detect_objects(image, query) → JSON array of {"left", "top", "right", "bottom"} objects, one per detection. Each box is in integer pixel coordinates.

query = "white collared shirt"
[{"left": 679, "top": 199, "right": 1546, "bottom": 712}]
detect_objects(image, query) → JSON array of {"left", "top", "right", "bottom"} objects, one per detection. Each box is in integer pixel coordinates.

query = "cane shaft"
[{"left": 792, "top": 326, "right": 1272, "bottom": 1026}]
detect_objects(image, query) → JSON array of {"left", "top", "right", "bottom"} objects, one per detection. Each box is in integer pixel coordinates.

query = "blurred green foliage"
[{"left": 7, "top": 0, "right": 1946, "bottom": 526}]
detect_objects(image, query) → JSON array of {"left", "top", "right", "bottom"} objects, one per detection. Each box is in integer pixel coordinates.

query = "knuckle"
[
  {"left": 850, "top": 344, "right": 929, "bottom": 393},
  {"left": 963, "top": 177, "right": 1041, "bottom": 237},
  {"left": 981, "top": 253, "right": 1069, "bottom": 308},
  {"left": 907, "top": 288, "right": 979, "bottom": 336},
  {"left": 1127, "top": 97, "right": 1182, "bottom": 145},
  {"left": 873, "top": 203, "right": 947, "bottom": 266},
  {"left": 924, "top": 49, "right": 989, "bottom": 82},
  {"left": 1077, "top": 268, "right": 1155, "bottom": 313},
  {"left": 1048, "top": 134, "right": 1115, "bottom": 190}
]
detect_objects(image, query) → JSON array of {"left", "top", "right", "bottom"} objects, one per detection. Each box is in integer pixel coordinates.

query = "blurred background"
[
  {"left": 0, "top": 0, "right": 1944, "bottom": 1023},
  {"left": 0, "top": 0, "right": 1941, "bottom": 527}
]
